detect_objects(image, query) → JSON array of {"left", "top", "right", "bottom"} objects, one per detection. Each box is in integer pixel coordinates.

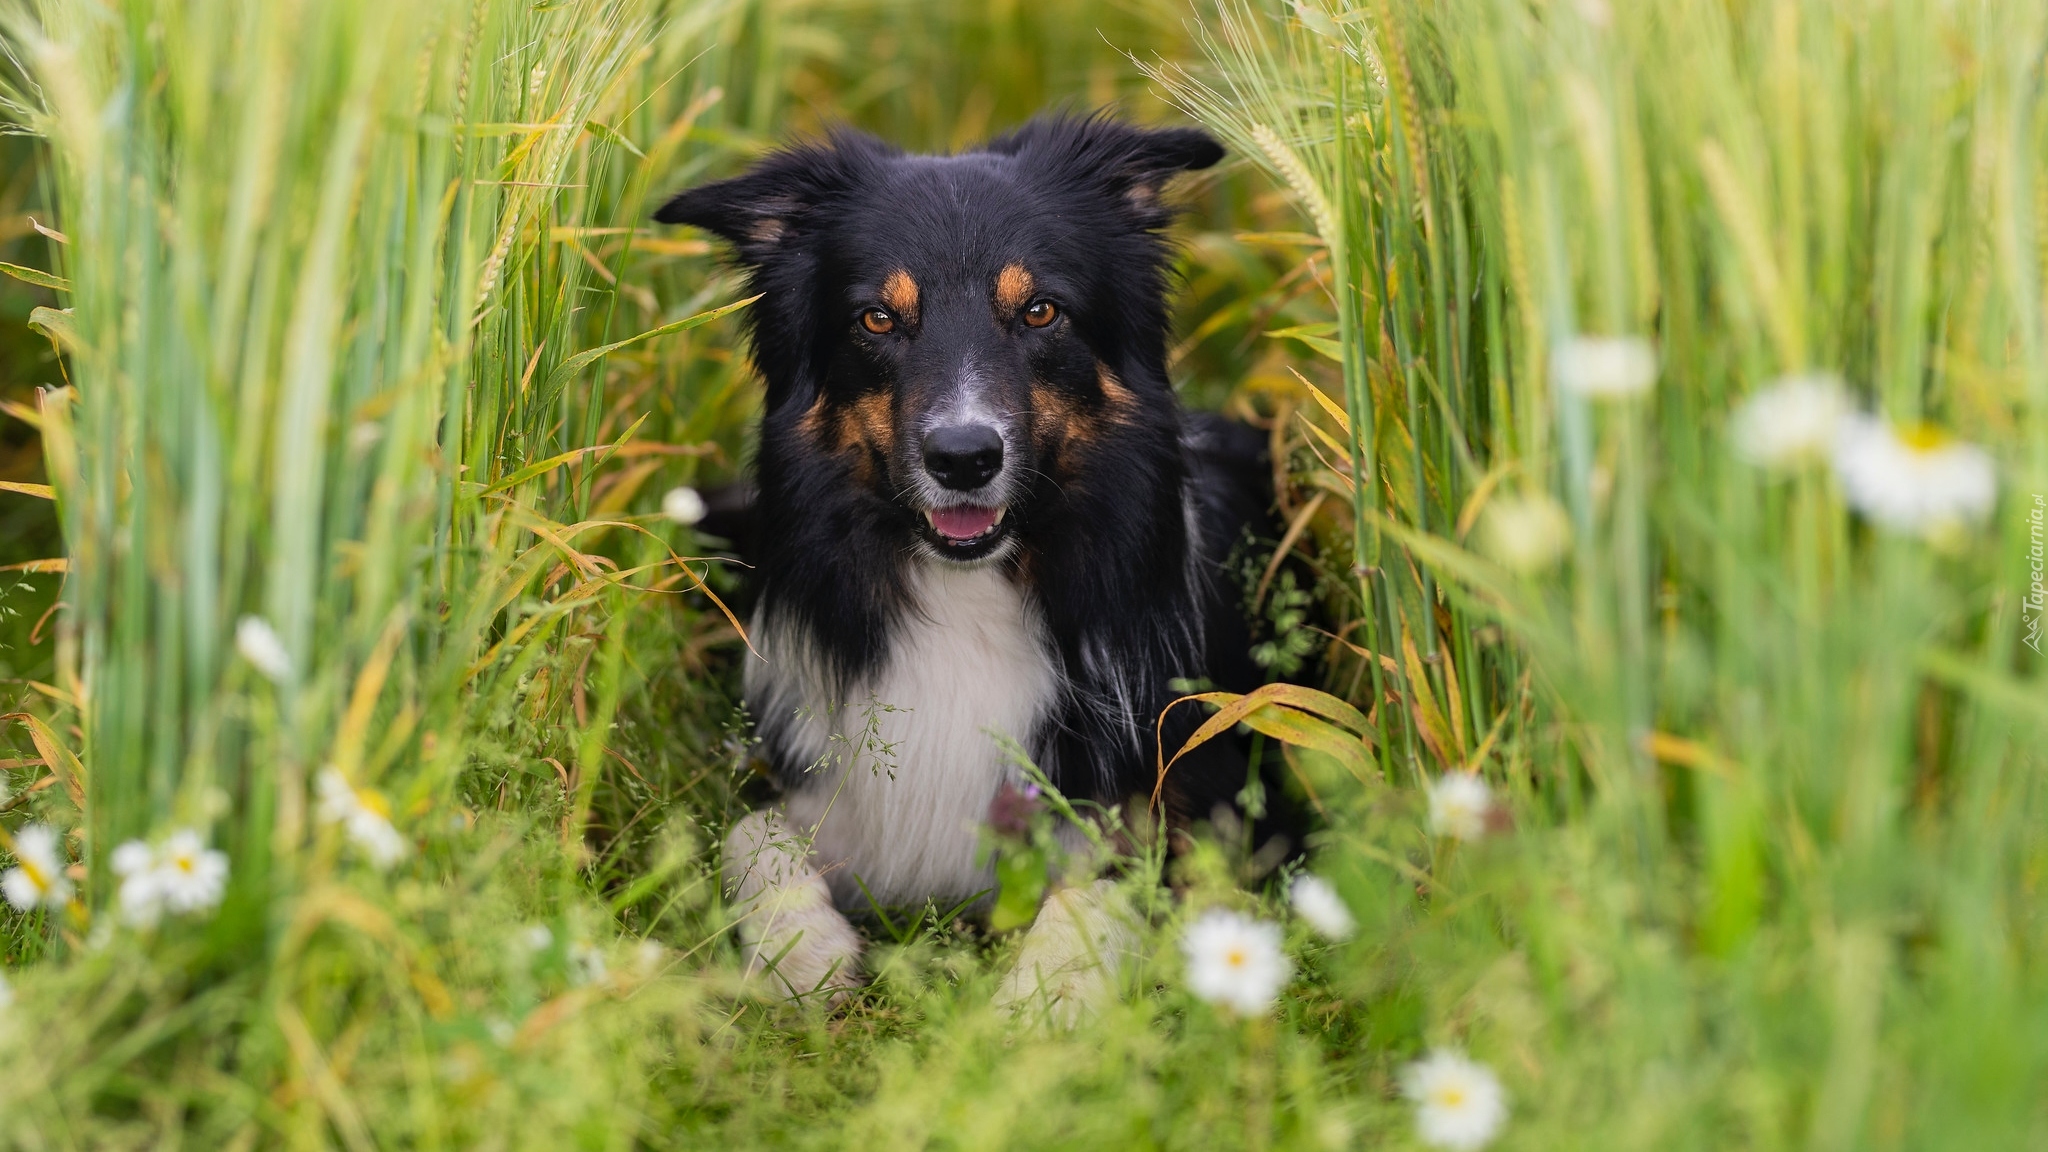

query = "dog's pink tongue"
[{"left": 929, "top": 505, "right": 1000, "bottom": 541}]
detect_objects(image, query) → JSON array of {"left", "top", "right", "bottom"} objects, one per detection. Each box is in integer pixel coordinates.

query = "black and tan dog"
[{"left": 657, "top": 115, "right": 1277, "bottom": 1015}]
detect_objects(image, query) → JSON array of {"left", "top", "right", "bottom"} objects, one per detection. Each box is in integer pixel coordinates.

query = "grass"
[{"left": 0, "top": 0, "right": 2041, "bottom": 1148}]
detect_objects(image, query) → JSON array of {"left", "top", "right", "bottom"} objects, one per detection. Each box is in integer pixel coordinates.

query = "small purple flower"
[{"left": 986, "top": 780, "right": 1044, "bottom": 839}]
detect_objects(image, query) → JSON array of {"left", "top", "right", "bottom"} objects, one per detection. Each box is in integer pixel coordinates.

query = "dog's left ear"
[{"left": 986, "top": 116, "right": 1224, "bottom": 219}]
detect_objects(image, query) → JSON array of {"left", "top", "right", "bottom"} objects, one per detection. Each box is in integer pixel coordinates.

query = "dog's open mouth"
[{"left": 924, "top": 504, "right": 1007, "bottom": 551}]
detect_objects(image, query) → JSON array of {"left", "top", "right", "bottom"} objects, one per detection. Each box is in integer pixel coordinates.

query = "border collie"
[{"left": 656, "top": 115, "right": 1277, "bottom": 1015}]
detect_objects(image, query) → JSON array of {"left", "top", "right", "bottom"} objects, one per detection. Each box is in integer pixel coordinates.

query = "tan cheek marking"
[
  {"left": 814, "top": 393, "right": 893, "bottom": 454},
  {"left": 799, "top": 394, "right": 829, "bottom": 442},
  {"left": 821, "top": 394, "right": 894, "bottom": 485},
  {"left": 802, "top": 395, "right": 879, "bottom": 482},
  {"left": 1096, "top": 364, "right": 1138, "bottom": 416},
  {"left": 844, "top": 392, "right": 893, "bottom": 454},
  {"left": 994, "top": 263, "right": 1035, "bottom": 318},
  {"left": 880, "top": 269, "right": 920, "bottom": 325},
  {"left": 1030, "top": 384, "right": 1085, "bottom": 449}
]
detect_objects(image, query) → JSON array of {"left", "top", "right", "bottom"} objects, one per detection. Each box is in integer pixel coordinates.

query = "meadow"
[{"left": 0, "top": 0, "right": 2043, "bottom": 1148}]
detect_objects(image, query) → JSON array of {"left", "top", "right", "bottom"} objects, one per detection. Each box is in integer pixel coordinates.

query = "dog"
[{"left": 655, "top": 114, "right": 1283, "bottom": 1017}]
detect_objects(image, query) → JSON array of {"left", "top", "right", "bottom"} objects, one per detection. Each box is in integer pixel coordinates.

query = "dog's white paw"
[
  {"left": 737, "top": 872, "right": 865, "bottom": 1002},
  {"left": 993, "top": 879, "right": 1136, "bottom": 1028},
  {"left": 724, "top": 809, "right": 864, "bottom": 1003}
]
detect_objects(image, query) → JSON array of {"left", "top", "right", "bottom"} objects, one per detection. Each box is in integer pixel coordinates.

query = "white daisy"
[
  {"left": 1551, "top": 335, "right": 1656, "bottom": 399},
  {"left": 2, "top": 823, "right": 73, "bottom": 911},
  {"left": 1730, "top": 373, "right": 1850, "bottom": 470},
  {"left": 1288, "top": 874, "right": 1356, "bottom": 940},
  {"left": 234, "top": 616, "right": 293, "bottom": 683},
  {"left": 1478, "top": 492, "right": 1571, "bottom": 573},
  {"left": 111, "top": 839, "right": 163, "bottom": 927},
  {"left": 1402, "top": 1049, "right": 1508, "bottom": 1150},
  {"left": 316, "top": 768, "right": 409, "bottom": 869},
  {"left": 1833, "top": 415, "right": 1996, "bottom": 538},
  {"left": 1181, "top": 909, "right": 1291, "bottom": 1015},
  {"left": 153, "top": 829, "right": 228, "bottom": 914},
  {"left": 661, "top": 485, "right": 707, "bottom": 526},
  {"left": 568, "top": 942, "right": 609, "bottom": 987},
  {"left": 314, "top": 768, "right": 354, "bottom": 824},
  {"left": 1427, "top": 773, "right": 1493, "bottom": 841},
  {"left": 516, "top": 923, "right": 555, "bottom": 954}
]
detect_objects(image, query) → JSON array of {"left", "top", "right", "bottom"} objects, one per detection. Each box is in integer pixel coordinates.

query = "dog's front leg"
[
  {"left": 992, "top": 878, "right": 1137, "bottom": 1026},
  {"left": 722, "top": 808, "right": 864, "bottom": 1002}
]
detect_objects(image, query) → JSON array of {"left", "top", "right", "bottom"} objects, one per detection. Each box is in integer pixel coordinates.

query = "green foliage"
[
  {"left": 1148, "top": 0, "right": 2048, "bottom": 1145},
  {"left": 1252, "top": 569, "right": 1319, "bottom": 678}
]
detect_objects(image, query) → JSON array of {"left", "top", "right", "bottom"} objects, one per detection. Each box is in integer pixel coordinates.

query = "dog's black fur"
[{"left": 657, "top": 115, "right": 1284, "bottom": 843}]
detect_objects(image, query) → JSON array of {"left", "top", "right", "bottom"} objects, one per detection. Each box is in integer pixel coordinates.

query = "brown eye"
[
  {"left": 1023, "top": 300, "right": 1058, "bottom": 328},
  {"left": 859, "top": 308, "right": 896, "bottom": 335}
]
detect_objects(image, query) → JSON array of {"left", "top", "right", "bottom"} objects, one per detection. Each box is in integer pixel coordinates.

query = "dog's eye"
[
  {"left": 1023, "top": 300, "right": 1058, "bottom": 328},
  {"left": 859, "top": 308, "right": 896, "bottom": 335}
]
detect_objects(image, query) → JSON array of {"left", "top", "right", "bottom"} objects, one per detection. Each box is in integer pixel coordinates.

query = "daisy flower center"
[
  {"left": 1225, "top": 948, "right": 1247, "bottom": 969},
  {"left": 1898, "top": 424, "right": 1949, "bottom": 452},
  {"left": 1435, "top": 1086, "right": 1467, "bottom": 1107},
  {"left": 175, "top": 855, "right": 196, "bottom": 874}
]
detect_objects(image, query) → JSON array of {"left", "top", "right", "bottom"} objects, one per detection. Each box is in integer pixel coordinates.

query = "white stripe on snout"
[
  {"left": 912, "top": 352, "right": 1019, "bottom": 509},
  {"left": 921, "top": 352, "right": 995, "bottom": 427}
]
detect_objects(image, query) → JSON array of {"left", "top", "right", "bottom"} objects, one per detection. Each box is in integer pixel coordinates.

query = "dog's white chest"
[{"left": 747, "top": 564, "right": 1059, "bottom": 908}]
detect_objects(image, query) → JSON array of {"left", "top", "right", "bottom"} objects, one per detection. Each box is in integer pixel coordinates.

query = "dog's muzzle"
[{"left": 918, "top": 422, "right": 1010, "bottom": 550}]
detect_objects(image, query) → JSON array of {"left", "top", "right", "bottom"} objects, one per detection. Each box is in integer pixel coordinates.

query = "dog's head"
[{"left": 655, "top": 115, "right": 1222, "bottom": 563}]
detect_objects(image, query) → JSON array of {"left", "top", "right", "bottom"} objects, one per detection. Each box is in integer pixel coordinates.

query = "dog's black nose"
[{"left": 922, "top": 424, "right": 1005, "bottom": 490}]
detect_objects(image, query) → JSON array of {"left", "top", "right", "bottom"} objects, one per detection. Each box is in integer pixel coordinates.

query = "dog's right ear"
[{"left": 652, "top": 132, "right": 886, "bottom": 262}]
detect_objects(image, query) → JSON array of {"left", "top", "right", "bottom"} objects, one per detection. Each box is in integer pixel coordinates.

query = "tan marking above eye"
[
  {"left": 994, "top": 263, "right": 1035, "bottom": 315},
  {"left": 859, "top": 308, "right": 895, "bottom": 335},
  {"left": 880, "top": 269, "right": 920, "bottom": 324},
  {"left": 1023, "top": 300, "right": 1058, "bottom": 328}
]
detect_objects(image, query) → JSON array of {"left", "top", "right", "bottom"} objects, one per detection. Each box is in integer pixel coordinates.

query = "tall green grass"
[
  {"left": 0, "top": 0, "right": 2042, "bottom": 1147},
  {"left": 1150, "top": 0, "right": 2048, "bottom": 1145},
  {"left": 0, "top": 0, "right": 753, "bottom": 1141}
]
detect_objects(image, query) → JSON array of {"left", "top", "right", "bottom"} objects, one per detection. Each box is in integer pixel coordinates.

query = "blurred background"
[{"left": 0, "top": 133, "right": 63, "bottom": 686}]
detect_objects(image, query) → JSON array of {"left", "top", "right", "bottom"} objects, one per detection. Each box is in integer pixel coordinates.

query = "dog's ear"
[
  {"left": 985, "top": 115, "right": 1224, "bottom": 219},
  {"left": 652, "top": 131, "right": 889, "bottom": 259}
]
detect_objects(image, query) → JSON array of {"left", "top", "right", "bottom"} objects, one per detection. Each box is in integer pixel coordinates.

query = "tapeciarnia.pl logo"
[{"left": 2026, "top": 493, "right": 2045, "bottom": 654}]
